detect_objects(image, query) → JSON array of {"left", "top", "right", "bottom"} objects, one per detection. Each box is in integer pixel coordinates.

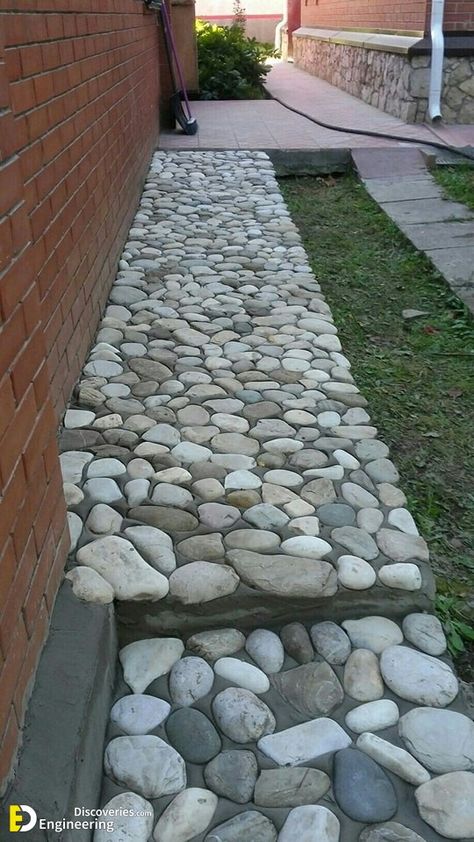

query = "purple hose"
[{"left": 161, "top": 1, "right": 193, "bottom": 119}]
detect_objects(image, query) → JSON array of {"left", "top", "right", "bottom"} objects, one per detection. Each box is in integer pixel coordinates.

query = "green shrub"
[{"left": 196, "top": 19, "right": 278, "bottom": 100}]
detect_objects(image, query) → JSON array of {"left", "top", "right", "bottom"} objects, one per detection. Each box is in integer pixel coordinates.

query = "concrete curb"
[{"left": 1, "top": 584, "right": 116, "bottom": 842}]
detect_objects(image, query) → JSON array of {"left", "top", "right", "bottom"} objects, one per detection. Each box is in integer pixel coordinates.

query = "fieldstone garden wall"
[{"left": 293, "top": 34, "right": 474, "bottom": 124}]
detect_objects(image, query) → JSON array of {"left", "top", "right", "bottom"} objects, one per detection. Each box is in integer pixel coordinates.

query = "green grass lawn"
[
  {"left": 281, "top": 174, "right": 474, "bottom": 677},
  {"left": 433, "top": 164, "right": 474, "bottom": 211}
]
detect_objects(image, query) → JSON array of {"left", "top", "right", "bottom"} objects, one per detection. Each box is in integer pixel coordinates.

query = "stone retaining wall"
[{"left": 293, "top": 34, "right": 474, "bottom": 123}]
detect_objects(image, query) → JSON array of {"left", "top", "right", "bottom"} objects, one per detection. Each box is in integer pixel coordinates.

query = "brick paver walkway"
[{"left": 160, "top": 63, "right": 474, "bottom": 153}]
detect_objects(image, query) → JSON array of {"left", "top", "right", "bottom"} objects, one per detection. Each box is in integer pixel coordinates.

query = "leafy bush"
[{"left": 196, "top": 19, "right": 277, "bottom": 100}]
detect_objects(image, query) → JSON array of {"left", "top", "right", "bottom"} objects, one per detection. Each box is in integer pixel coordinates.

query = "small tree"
[{"left": 232, "top": 0, "right": 246, "bottom": 31}]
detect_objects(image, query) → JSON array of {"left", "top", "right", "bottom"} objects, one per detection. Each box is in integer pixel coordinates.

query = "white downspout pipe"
[
  {"left": 428, "top": 0, "right": 445, "bottom": 121},
  {"left": 275, "top": 1, "right": 288, "bottom": 54}
]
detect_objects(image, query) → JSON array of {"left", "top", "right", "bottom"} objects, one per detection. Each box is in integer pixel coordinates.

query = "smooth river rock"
[
  {"left": 76, "top": 535, "right": 169, "bottom": 602},
  {"left": 278, "top": 805, "right": 340, "bottom": 842},
  {"left": 153, "top": 788, "right": 218, "bottom": 842},
  {"left": 104, "top": 735, "right": 186, "bottom": 798},
  {"left": 356, "top": 732, "right": 430, "bottom": 786},
  {"left": 226, "top": 550, "right": 337, "bottom": 598},
  {"left": 168, "top": 656, "right": 215, "bottom": 706},
  {"left": 399, "top": 707, "right": 474, "bottom": 773},
  {"left": 169, "top": 562, "right": 239, "bottom": 604},
  {"left": 415, "top": 772, "right": 474, "bottom": 839},
  {"left": 205, "top": 811, "right": 277, "bottom": 842},
  {"left": 272, "top": 661, "right": 344, "bottom": 716},
  {"left": 334, "top": 748, "right": 397, "bottom": 822},
  {"left": 119, "top": 638, "right": 184, "bottom": 693},
  {"left": 380, "top": 645, "right": 458, "bottom": 707},
  {"left": 258, "top": 718, "right": 351, "bottom": 766},
  {"left": 212, "top": 688, "right": 276, "bottom": 743},
  {"left": 204, "top": 750, "right": 258, "bottom": 803},
  {"left": 254, "top": 767, "right": 331, "bottom": 807}
]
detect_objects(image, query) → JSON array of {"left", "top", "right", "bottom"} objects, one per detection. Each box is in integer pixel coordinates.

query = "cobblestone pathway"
[{"left": 59, "top": 152, "right": 474, "bottom": 842}]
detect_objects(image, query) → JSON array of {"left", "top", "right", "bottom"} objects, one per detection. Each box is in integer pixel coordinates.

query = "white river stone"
[
  {"left": 401, "top": 613, "right": 446, "bottom": 655},
  {"left": 258, "top": 718, "right": 351, "bottom": 766},
  {"left": 214, "top": 657, "right": 270, "bottom": 693},
  {"left": 169, "top": 656, "right": 215, "bottom": 707},
  {"left": 153, "top": 788, "right": 218, "bottom": 842},
  {"left": 245, "top": 628, "right": 285, "bottom": 673},
  {"left": 399, "top": 707, "right": 474, "bottom": 773},
  {"left": 110, "top": 694, "right": 171, "bottom": 735},
  {"left": 415, "top": 772, "right": 474, "bottom": 838},
  {"left": 169, "top": 562, "right": 239, "bottom": 604},
  {"left": 93, "top": 793, "right": 153, "bottom": 842},
  {"left": 124, "top": 525, "right": 176, "bottom": 574},
  {"left": 337, "top": 555, "right": 377, "bottom": 589},
  {"left": 345, "top": 700, "right": 400, "bottom": 734},
  {"left": 278, "top": 806, "right": 340, "bottom": 842},
  {"left": 119, "top": 638, "right": 184, "bottom": 692},
  {"left": 342, "top": 617, "right": 403, "bottom": 654},
  {"left": 357, "top": 732, "right": 430, "bottom": 785},
  {"left": 76, "top": 536, "right": 169, "bottom": 601},
  {"left": 280, "top": 535, "right": 332, "bottom": 558},
  {"left": 378, "top": 563, "right": 422, "bottom": 591},
  {"left": 380, "top": 645, "right": 458, "bottom": 707},
  {"left": 65, "top": 567, "right": 114, "bottom": 604},
  {"left": 104, "top": 735, "right": 186, "bottom": 798}
]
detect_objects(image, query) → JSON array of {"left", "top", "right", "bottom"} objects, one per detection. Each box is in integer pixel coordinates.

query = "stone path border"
[
  {"left": 56, "top": 151, "right": 474, "bottom": 842},
  {"left": 353, "top": 148, "right": 474, "bottom": 314}
]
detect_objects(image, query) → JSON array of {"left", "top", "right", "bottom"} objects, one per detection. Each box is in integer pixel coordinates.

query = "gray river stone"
[
  {"left": 204, "top": 750, "right": 258, "bottom": 803},
  {"left": 129, "top": 506, "right": 199, "bottom": 533},
  {"left": 280, "top": 622, "right": 314, "bottom": 663},
  {"left": 177, "top": 533, "right": 225, "bottom": 561},
  {"left": 311, "top": 621, "right": 351, "bottom": 665},
  {"left": 254, "top": 767, "right": 331, "bottom": 807},
  {"left": 331, "top": 527, "right": 379, "bottom": 560},
  {"left": 227, "top": 550, "right": 337, "bottom": 598},
  {"left": 186, "top": 628, "right": 246, "bottom": 661},
  {"left": 129, "top": 357, "right": 172, "bottom": 382},
  {"left": 166, "top": 708, "right": 221, "bottom": 763},
  {"left": 334, "top": 748, "right": 397, "bottom": 823},
  {"left": 317, "top": 503, "right": 356, "bottom": 526},
  {"left": 359, "top": 823, "right": 427, "bottom": 842},
  {"left": 272, "top": 661, "right": 344, "bottom": 716},
  {"left": 206, "top": 811, "right": 277, "bottom": 842},
  {"left": 212, "top": 687, "right": 276, "bottom": 743},
  {"left": 399, "top": 707, "right": 474, "bottom": 773}
]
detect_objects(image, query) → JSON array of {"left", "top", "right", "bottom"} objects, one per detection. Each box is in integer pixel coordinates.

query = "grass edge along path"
[
  {"left": 281, "top": 174, "right": 474, "bottom": 680},
  {"left": 433, "top": 164, "right": 474, "bottom": 212}
]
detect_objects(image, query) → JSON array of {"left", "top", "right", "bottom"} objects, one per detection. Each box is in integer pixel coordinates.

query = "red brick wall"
[
  {"left": 301, "top": 0, "right": 474, "bottom": 34},
  {"left": 433, "top": 0, "right": 474, "bottom": 31},
  {"left": 0, "top": 0, "right": 161, "bottom": 793},
  {"left": 300, "top": 0, "right": 428, "bottom": 34}
]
